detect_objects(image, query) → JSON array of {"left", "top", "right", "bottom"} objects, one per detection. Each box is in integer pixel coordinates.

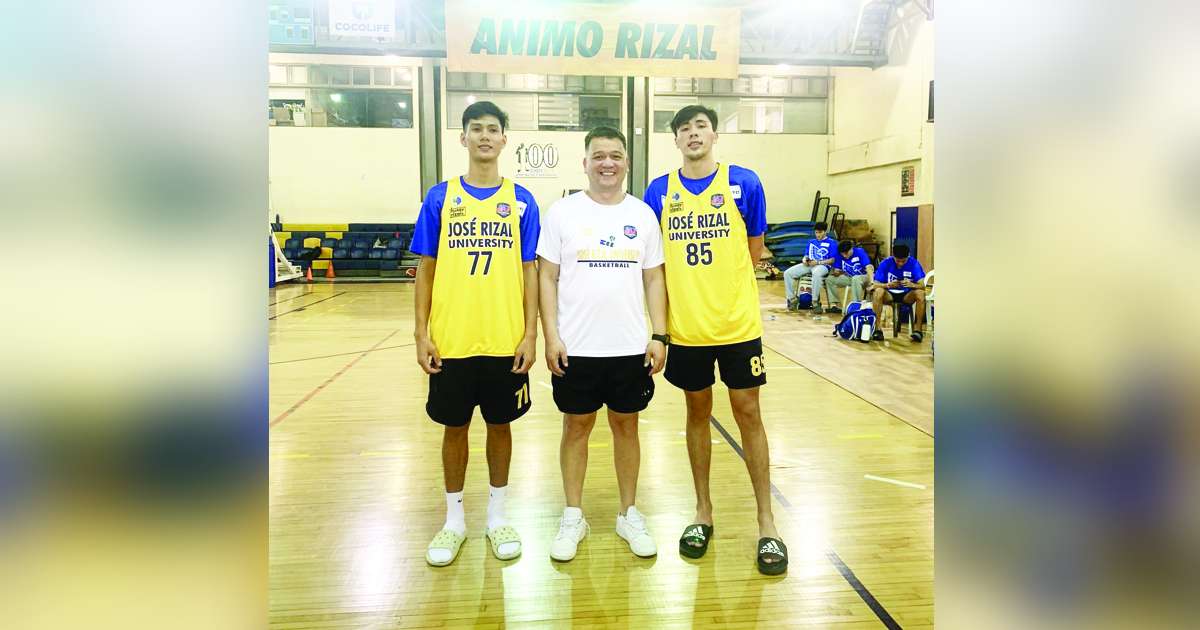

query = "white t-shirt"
[{"left": 536, "top": 191, "right": 664, "bottom": 357}]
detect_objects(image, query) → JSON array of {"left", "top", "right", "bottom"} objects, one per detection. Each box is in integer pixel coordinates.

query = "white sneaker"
[
  {"left": 616, "top": 506, "right": 657, "bottom": 557},
  {"left": 550, "top": 508, "right": 589, "bottom": 562}
]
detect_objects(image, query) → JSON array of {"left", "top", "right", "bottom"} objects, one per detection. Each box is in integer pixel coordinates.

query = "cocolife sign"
[
  {"left": 329, "top": 0, "right": 395, "bottom": 40},
  {"left": 445, "top": 1, "right": 741, "bottom": 79}
]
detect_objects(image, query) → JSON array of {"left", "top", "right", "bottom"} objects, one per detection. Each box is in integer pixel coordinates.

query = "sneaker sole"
[
  {"left": 549, "top": 550, "right": 577, "bottom": 562},
  {"left": 617, "top": 529, "right": 658, "bottom": 557}
]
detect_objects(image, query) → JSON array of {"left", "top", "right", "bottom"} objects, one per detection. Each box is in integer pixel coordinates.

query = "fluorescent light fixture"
[{"left": 330, "top": 93, "right": 342, "bottom": 103}]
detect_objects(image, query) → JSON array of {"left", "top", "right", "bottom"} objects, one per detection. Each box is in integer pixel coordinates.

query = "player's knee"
[
  {"left": 730, "top": 397, "right": 761, "bottom": 422},
  {"left": 686, "top": 408, "right": 711, "bottom": 426},
  {"left": 608, "top": 414, "right": 637, "bottom": 435},
  {"left": 444, "top": 424, "right": 470, "bottom": 442},
  {"left": 485, "top": 422, "right": 511, "bottom": 437},
  {"left": 563, "top": 414, "right": 596, "bottom": 437}
]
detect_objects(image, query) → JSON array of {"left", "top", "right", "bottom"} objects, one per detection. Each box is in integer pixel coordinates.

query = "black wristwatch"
[{"left": 651, "top": 333, "right": 670, "bottom": 346}]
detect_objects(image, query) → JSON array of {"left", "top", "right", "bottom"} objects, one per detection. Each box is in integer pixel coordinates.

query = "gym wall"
[{"left": 826, "top": 15, "right": 934, "bottom": 238}]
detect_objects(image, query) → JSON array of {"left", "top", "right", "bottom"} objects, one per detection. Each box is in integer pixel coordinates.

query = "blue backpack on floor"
[{"left": 833, "top": 301, "right": 876, "bottom": 342}]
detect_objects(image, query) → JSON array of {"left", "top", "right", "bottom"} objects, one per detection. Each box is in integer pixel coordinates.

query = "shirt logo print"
[
  {"left": 495, "top": 202, "right": 511, "bottom": 218},
  {"left": 710, "top": 193, "right": 725, "bottom": 208},
  {"left": 623, "top": 225, "right": 637, "bottom": 239}
]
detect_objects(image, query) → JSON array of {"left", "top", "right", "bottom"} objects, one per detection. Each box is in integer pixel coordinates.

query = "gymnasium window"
[
  {"left": 446, "top": 72, "right": 622, "bottom": 132},
  {"left": 652, "top": 75, "right": 829, "bottom": 134},
  {"left": 267, "top": 63, "right": 415, "bottom": 128}
]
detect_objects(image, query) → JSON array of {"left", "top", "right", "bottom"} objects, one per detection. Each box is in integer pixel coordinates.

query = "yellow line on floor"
[{"left": 359, "top": 451, "right": 406, "bottom": 457}]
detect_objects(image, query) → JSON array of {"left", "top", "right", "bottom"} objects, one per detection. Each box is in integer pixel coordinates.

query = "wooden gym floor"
[{"left": 270, "top": 281, "right": 933, "bottom": 628}]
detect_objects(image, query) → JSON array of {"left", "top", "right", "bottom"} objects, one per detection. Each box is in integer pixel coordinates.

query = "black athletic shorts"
[
  {"left": 664, "top": 337, "right": 767, "bottom": 392},
  {"left": 551, "top": 354, "right": 655, "bottom": 415},
  {"left": 426, "top": 356, "right": 531, "bottom": 427}
]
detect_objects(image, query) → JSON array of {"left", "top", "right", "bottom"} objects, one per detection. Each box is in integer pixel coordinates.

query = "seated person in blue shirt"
[
  {"left": 825, "top": 240, "right": 874, "bottom": 308},
  {"left": 783, "top": 221, "right": 837, "bottom": 313},
  {"left": 871, "top": 244, "right": 927, "bottom": 342}
]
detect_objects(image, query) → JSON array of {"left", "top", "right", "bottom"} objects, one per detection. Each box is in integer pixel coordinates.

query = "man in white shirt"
[{"left": 537, "top": 126, "right": 669, "bottom": 562}]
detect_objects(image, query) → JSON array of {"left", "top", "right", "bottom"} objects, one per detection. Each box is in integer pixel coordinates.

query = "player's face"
[
  {"left": 895, "top": 256, "right": 908, "bottom": 266},
  {"left": 674, "top": 113, "right": 717, "bottom": 160},
  {"left": 461, "top": 115, "right": 507, "bottom": 161},
  {"left": 815, "top": 229, "right": 827, "bottom": 239},
  {"left": 584, "top": 137, "right": 627, "bottom": 191}
]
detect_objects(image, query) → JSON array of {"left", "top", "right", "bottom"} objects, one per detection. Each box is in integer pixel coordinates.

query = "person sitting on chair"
[
  {"left": 826, "top": 240, "right": 874, "bottom": 310},
  {"left": 783, "top": 221, "right": 837, "bottom": 313},
  {"left": 871, "top": 243, "right": 927, "bottom": 342}
]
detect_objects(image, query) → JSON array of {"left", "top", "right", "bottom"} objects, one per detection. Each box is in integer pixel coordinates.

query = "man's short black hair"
[
  {"left": 670, "top": 105, "right": 718, "bottom": 134},
  {"left": 838, "top": 240, "right": 854, "bottom": 253},
  {"left": 584, "top": 126, "right": 626, "bottom": 151},
  {"left": 892, "top": 243, "right": 911, "bottom": 259},
  {"left": 814, "top": 221, "right": 828, "bottom": 231},
  {"left": 462, "top": 100, "right": 508, "bottom": 132}
]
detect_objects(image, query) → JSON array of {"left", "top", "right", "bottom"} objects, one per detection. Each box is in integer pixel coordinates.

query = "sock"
[
  {"left": 563, "top": 506, "right": 583, "bottom": 521},
  {"left": 487, "top": 485, "right": 507, "bottom": 531},
  {"left": 488, "top": 485, "right": 520, "bottom": 557},
  {"left": 443, "top": 491, "right": 465, "bottom": 536}
]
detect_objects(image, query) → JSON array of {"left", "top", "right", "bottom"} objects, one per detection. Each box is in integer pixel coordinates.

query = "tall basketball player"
[
  {"left": 410, "top": 101, "right": 540, "bottom": 567},
  {"left": 642, "top": 105, "right": 788, "bottom": 575}
]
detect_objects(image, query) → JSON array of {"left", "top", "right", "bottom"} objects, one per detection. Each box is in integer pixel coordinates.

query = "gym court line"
[
  {"left": 708, "top": 414, "right": 903, "bottom": 630},
  {"left": 269, "top": 291, "right": 346, "bottom": 320},
  {"left": 270, "top": 328, "right": 401, "bottom": 428}
]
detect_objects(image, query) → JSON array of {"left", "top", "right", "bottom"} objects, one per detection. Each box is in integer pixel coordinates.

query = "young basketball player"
[
  {"left": 642, "top": 105, "right": 787, "bottom": 575},
  {"left": 410, "top": 101, "right": 540, "bottom": 566},
  {"left": 536, "top": 126, "right": 667, "bottom": 561}
]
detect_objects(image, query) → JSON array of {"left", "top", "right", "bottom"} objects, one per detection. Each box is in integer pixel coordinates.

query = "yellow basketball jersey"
[
  {"left": 429, "top": 177, "right": 525, "bottom": 358},
  {"left": 661, "top": 164, "right": 762, "bottom": 346}
]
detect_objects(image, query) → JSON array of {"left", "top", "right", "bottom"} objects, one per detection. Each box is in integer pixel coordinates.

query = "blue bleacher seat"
[
  {"left": 383, "top": 248, "right": 400, "bottom": 260},
  {"left": 321, "top": 238, "right": 338, "bottom": 248},
  {"left": 284, "top": 238, "right": 300, "bottom": 250},
  {"left": 337, "top": 238, "right": 353, "bottom": 250},
  {"left": 353, "top": 240, "right": 371, "bottom": 251},
  {"left": 368, "top": 250, "right": 383, "bottom": 259},
  {"left": 350, "top": 248, "right": 367, "bottom": 259},
  {"left": 332, "top": 248, "right": 349, "bottom": 259}
]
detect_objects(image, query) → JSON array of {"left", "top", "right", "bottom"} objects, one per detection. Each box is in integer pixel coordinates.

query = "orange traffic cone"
[
  {"left": 305, "top": 266, "right": 313, "bottom": 282},
  {"left": 325, "top": 261, "right": 336, "bottom": 279}
]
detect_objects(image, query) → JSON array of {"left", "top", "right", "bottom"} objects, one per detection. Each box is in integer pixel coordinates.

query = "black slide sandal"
[
  {"left": 757, "top": 537, "right": 788, "bottom": 575},
  {"left": 910, "top": 330, "right": 924, "bottom": 342},
  {"left": 678, "top": 523, "right": 713, "bottom": 559}
]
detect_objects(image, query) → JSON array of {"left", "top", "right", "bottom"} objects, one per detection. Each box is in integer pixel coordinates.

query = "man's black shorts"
[
  {"left": 426, "top": 356, "right": 531, "bottom": 427},
  {"left": 551, "top": 354, "right": 654, "bottom": 415},
  {"left": 664, "top": 337, "right": 767, "bottom": 392}
]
